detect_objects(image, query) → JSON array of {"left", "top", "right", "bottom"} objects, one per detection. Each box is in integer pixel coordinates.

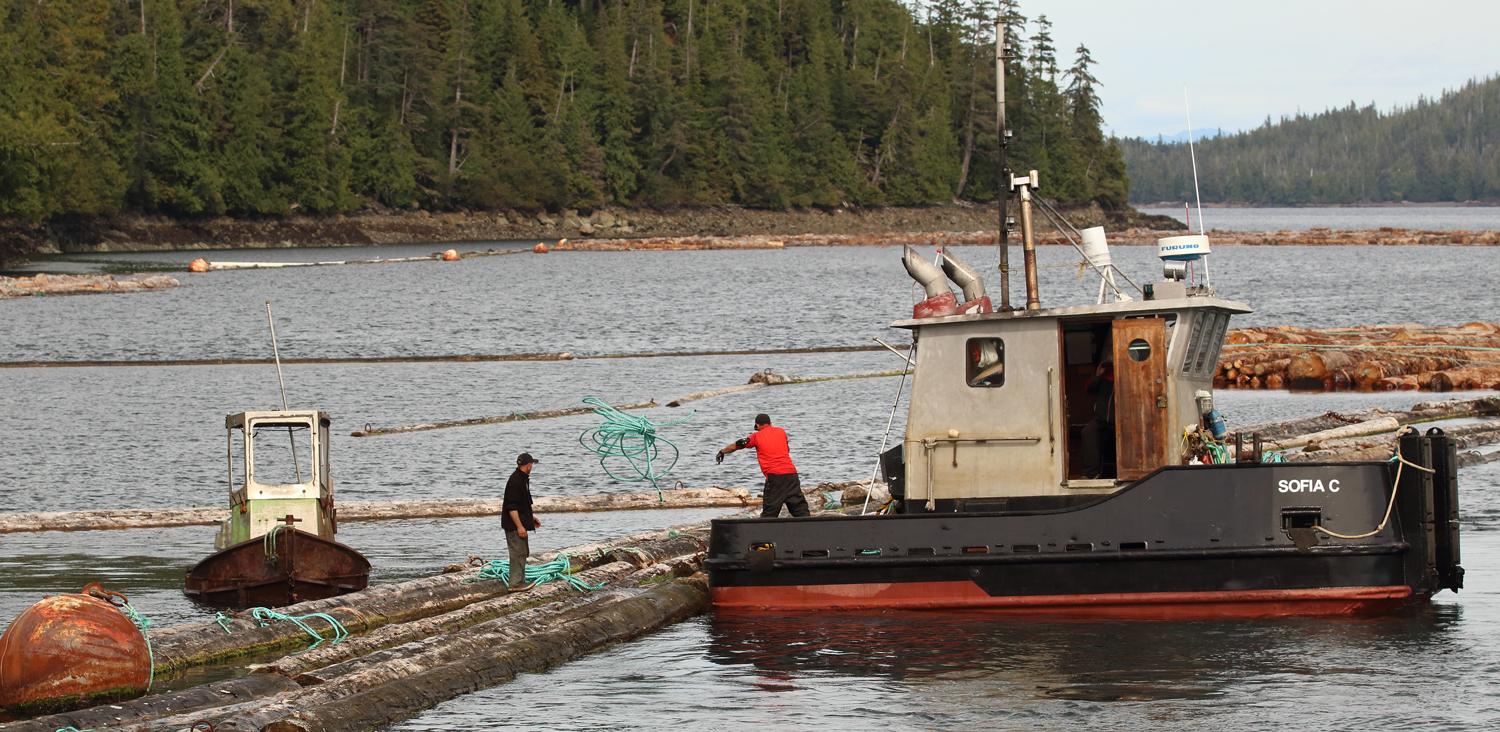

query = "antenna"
[
  {"left": 265, "top": 301, "right": 303, "bottom": 483},
  {"left": 266, "top": 301, "right": 290, "bottom": 410},
  {"left": 1184, "top": 84, "right": 1205, "bottom": 235}
]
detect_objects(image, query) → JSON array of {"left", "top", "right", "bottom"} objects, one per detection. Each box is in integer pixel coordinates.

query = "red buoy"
[{"left": 0, "top": 585, "right": 150, "bottom": 713}]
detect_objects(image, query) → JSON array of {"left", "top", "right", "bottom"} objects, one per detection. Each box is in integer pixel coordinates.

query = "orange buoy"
[
  {"left": 442, "top": 249, "right": 460, "bottom": 261},
  {"left": 0, "top": 584, "right": 150, "bottom": 713},
  {"left": 188, "top": 258, "right": 210, "bottom": 273},
  {"left": 534, "top": 242, "right": 551, "bottom": 253}
]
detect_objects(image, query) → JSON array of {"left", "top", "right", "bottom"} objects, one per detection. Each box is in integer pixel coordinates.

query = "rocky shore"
[{"left": 0, "top": 202, "right": 1177, "bottom": 268}]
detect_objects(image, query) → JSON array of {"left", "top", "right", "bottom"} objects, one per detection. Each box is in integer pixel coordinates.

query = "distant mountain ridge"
[{"left": 1119, "top": 75, "right": 1500, "bottom": 204}]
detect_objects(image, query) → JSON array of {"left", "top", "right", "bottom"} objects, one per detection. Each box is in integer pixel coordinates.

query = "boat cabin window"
[
  {"left": 965, "top": 338, "right": 1005, "bottom": 387},
  {"left": 251, "top": 423, "right": 313, "bottom": 486}
]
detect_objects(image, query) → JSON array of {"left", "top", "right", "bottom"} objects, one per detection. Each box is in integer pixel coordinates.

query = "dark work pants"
[
  {"left": 761, "top": 473, "right": 810, "bottom": 518},
  {"left": 505, "top": 529, "right": 530, "bottom": 588},
  {"left": 1082, "top": 418, "right": 1113, "bottom": 479}
]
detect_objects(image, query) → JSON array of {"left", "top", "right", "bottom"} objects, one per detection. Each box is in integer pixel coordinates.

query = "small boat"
[{"left": 184, "top": 410, "right": 370, "bottom": 608}]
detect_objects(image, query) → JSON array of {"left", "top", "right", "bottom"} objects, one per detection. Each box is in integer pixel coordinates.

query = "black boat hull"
[{"left": 707, "top": 433, "right": 1462, "bottom": 618}]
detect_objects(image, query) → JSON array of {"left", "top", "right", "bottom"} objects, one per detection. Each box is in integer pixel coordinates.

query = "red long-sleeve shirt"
[{"left": 744, "top": 425, "right": 797, "bottom": 475}]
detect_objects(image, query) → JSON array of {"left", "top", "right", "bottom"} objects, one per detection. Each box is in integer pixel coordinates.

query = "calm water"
[
  {"left": 1140, "top": 205, "right": 1500, "bottom": 232},
  {"left": 3, "top": 231, "right": 1499, "bottom": 728}
]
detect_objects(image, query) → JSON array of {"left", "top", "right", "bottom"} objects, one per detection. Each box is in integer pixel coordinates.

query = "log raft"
[
  {"left": 1217, "top": 323, "right": 1500, "bottom": 392},
  {"left": 1, "top": 517, "right": 723, "bottom": 732}
]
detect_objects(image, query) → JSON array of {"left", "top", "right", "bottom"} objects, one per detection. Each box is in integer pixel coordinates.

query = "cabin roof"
[
  {"left": 226, "top": 410, "right": 330, "bottom": 429},
  {"left": 890, "top": 295, "right": 1253, "bottom": 329}
]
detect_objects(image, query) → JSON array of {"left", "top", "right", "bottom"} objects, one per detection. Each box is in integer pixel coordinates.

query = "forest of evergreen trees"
[
  {"left": 0, "top": 0, "right": 1129, "bottom": 221},
  {"left": 1121, "top": 75, "right": 1500, "bottom": 205}
]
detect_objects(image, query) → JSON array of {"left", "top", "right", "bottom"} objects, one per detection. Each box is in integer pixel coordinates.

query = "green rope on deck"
[
  {"left": 578, "top": 396, "right": 694, "bottom": 500},
  {"left": 119, "top": 602, "right": 154, "bottom": 692},
  {"left": 1262, "top": 451, "right": 1288, "bottom": 463},
  {"left": 463, "top": 552, "right": 603, "bottom": 592}
]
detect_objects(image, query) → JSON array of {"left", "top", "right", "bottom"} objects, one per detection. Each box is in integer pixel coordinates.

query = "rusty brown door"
[{"left": 1112, "top": 318, "right": 1169, "bottom": 480}]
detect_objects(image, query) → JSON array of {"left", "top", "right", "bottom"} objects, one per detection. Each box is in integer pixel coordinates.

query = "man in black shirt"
[{"left": 503, "top": 453, "right": 542, "bottom": 591}]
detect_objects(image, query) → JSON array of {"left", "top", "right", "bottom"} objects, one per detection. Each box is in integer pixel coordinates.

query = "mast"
[{"left": 995, "top": 18, "right": 1011, "bottom": 310}]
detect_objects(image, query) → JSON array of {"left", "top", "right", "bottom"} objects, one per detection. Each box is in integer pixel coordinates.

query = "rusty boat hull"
[{"left": 183, "top": 528, "right": 371, "bottom": 608}]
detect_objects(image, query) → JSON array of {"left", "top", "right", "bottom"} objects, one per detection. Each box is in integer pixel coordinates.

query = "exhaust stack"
[
  {"left": 903, "top": 245, "right": 951, "bottom": 300},
  {"left": 941, "top": 249, "right": 992, "bottom": 314},
  {"left": 902, "top": 245, "right": 959, "bottom": 318}
]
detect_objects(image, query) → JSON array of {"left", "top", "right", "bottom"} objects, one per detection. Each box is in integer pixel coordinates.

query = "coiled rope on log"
[{"left": 462, "top": 553, "right": 603, "bottom": 592}]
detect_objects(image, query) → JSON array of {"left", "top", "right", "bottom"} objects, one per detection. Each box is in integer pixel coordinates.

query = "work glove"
[{"left": 715, "top": 450, "right": 725, "bottom": 464}]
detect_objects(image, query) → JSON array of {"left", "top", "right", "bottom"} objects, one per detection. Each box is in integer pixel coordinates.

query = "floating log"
[
  {"left": 1229, "top": 396, "right": 1500, "bottom": 445},
  {"left": 1293, "top": 420, "right": 1500, "bottom": 463},
  {"left": 1268, "top": 417, "right": 1401, "bottom": 451},
  {"left": 1457, "top": 450, "right": 1500, "bottom": 468},
  {"left": 0, "top": 273, "right": 180, "bottom": 299},
  {"left": 1430, "top": 365, "right": 1500, "bottom": 391},
  {"left": 260, "top": 581, "right": 709, "bottom": 732},
  {"left": 354, "top": 369, "right": 900, "bottom": 434},
  {"left": 0, "top": 488, "right": 754, "bottom": 534},
  {"left": 3, "top": 674, "right": 300, "bottom": 732},
  {"left": 348, "top": 401, "right": 654, "bottom": 436}
]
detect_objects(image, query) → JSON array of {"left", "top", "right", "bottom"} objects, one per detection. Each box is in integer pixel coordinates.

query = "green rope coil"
[
  {"left": 462, "top": 552, "right": 604, "bottom": 592},
  {"left": 578, "top": 396, "right": 693, "bottom": 500}
]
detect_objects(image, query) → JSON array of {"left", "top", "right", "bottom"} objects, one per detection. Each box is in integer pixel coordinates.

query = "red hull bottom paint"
[{"left": 711, "top": 581, "right": 1416, "bottom": 619}]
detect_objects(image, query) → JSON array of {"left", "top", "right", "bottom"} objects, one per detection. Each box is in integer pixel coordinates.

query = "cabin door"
[{"left": 1112, "top": 318, "right": 1169, "bottom": 480}]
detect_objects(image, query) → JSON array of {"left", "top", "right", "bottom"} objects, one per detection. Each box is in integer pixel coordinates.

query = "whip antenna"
[
  {"left": 1184, "top": 84, "right": 1205, "bottom": 235},
  {"left": 265, "top": 301, "right": 302, "bottom": 482},
  {"left": 266, "top": 301, "right": 290, "bottom": 410}
]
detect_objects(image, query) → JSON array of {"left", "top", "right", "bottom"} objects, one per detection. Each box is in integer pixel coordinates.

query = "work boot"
[{"left": 509, "top": 581, "right": 536, "bottom": 593}]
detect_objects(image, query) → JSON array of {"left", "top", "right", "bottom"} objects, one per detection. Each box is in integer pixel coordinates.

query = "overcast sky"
[{"left": 1028, "top": 1, "right": 1500, "bottom": 140}]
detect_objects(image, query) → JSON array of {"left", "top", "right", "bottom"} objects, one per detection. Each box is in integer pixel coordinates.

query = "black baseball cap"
[{"left": 517, "top": 452, "right": 539, "bottom": 465}]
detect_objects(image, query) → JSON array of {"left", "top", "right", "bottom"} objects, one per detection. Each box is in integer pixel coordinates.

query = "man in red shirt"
[{"left": 717, "top": 413, "right": 810, "bottom": 518}]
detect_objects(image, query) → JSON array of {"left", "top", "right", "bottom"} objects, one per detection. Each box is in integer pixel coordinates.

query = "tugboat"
[
  {"left": 184, "top": 410, "right": 370, "bottom": 607},
  {"left": 707, "top": 199, "right": 1464, "bottom": 616},
  {"left": 706, "top": 26, "right": 1463, "bottom": 613}
]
